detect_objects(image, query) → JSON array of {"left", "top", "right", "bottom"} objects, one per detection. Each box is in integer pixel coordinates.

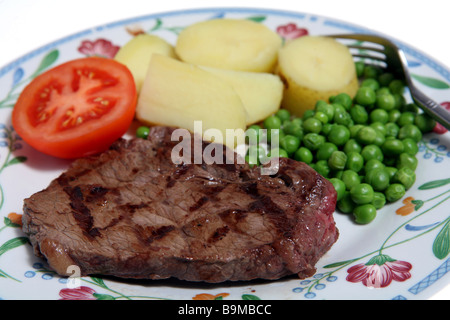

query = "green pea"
[
  {"left": 396, "top": 152, "right": 418, "bottom": 171},
  {"left": 364, "top": 159, "right": 385, "bottom": 173},
  {"left": 267, "top": 148, "right": 289, "bottom": 158},
  {"left": 247, "top": 145, "right": 267, "bottom": 165},
  {"left": 337, "top": 192, "right": 356, "bottom": 214},
  {"left": 315, "top": 102, "right": 335, "bottom": 120},
  {"left": 315, "top": 160, "right": 330, "bottom": 178},
  {"left": 246, "top": 124, "right": 263, "bottom": 145},
  {"left": 350, "top": 183, "right": 374, "bottom": 205},
  {"left": 341, "top": 170, "right": 361, "bottom": 190},
  {"left": 333, "top": 93, "right": 353, "bottom": 110},
  {"left": 316, "top": 142, "right": 338, "bottom": 161},
  {"left": 275, "top": 109, "right": 291, "bottom": 122},
  {"left": 361, "top": 78, "right": 380, "bottom": 91},
  {"left": 346, "top": 152, "right": 364, "bottom": 172},
  {"left": 343, "top": 139, "right": 362, "bottom": 154},
  {"left": 364, "top": 65, "right": 381, "bottom": 79},
  {"left": 349, "top": 124, "right": 364, "bottom": 138},
  {"left": 280, "top": 135, "right": 300, "bottom": 154},
  {"left": 376, "top": 93, "right": 396, "bottom": 111},
  {"left": 385, "top": 183, "right": 406, "bottom": 202},
  {"left": 267, "top": 128, "right": 285, "bottom": 144},
  {"left": 378, "top": 72, "right": 395, "bottom": 87},
  {"left": 393, "top": 93, "right": 406, "bottom": 109},
  {"left": 402, "top": 138, "right": 419, "bottom": 156},
  {"left": 403, "top": 103, "right": 419, "bottom": 114},
  {"left": 329, "top": 178, "right": 346, "bottom": 201},
  {"left": 136, "top": 126, "right": 150, "bottom": 139},
  {"left": 334, "top": 170, "right": 344, "bottom": 179},
  {"left": 389, "top": 79, "right": 405, "bottom": 95},
  {"left": 283, "top": 122, "right": 303, "bottom": 140},
  {"left": 414, "top": 113, "right": 436, "bottom": 133},
  {"left": 397, "top": 112, "right": 415, "bottom": 127},
  {"left": 294, "top": 147, "right": 313, "bottom": 164},
  {"left": 321, "top": 123, "right": 334, "bottom": 136},
  {"left": 291, "top": 117, "right": 303, "bottom": 127},
  {"left": 372, "top": 130, "right": 386, "bottom": 147},
  {"left": 355, "top": 61, "right": 365, "bottom": 77},
  {"left": 302, "top": 109, "right": 315, "bottom": 120},
  {"left": 355, "top": 86, "right": 376, "bottom": 106},
  {"left": 315, "top": 100, "right": 328, "bottom": 109},
  {"left": 334, "top": 110, "right": 353, "bottom": 126},
  {"left": 388, "top": 109, "right": 402, "bottom": 123},
  {"left": 263, "top": 115, "right": 282, "bottom": 130},
  {"left": 314, "top": 111, "right": 329, "bottom": 124},
  {"left": 353, "top": 204, "right": 377, "bottom": 224},
  {"left": 385, "top": 166, "right": 398, "bottom": 182},
  {"left": 328, "top": 151, "right": 348, "bottom": 171},
  {"left": 350, "top": 105, "right": 369, "bottom": 124},
  {"left": 398, "top": 124, "right": 422, "bottom": 143},
  {"left": 365, "top": 168, "right": 390, "bottom": 191},
  {"left": 376, "top": 87, "right": 391, "bottom": 96},
  {"left": 303, "top": 117, "right": 323, "bottom": 133},
  {"left": 372, "top": 192, "right": 386, "bottom": 210},
  {"left": 303, "top": 133, "right": 326, "bottom": 151},
  {"left": 385, "top": 122, "right": 400, "bottom": 138},
  {"left": 381, "top": 139, "right": 404, "bottom": 156},
  {"left": 332, "top": 103, "right": 346, "bottom": 115},
  {"left": 328, "top": 125, "right": 350, "bottom": 146},
  {"left": 361, "top": 144, "right": 384, "bottom": 162},
  {"left": 394, "top": 166, "right": 416, "bottom": 190},
  {"left": 370, "top": 122, "right": 387, "bottom": 136},
  {"left": 370, "top": 109, "right": 389, "bottom": 124},
  {"left": 356, "top": 126, "right": 377, "bottom": 145}
]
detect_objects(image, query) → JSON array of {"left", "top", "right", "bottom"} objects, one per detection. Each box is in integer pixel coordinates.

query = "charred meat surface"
[{"left": 22, "top": 126, "right": 338, "bottom": 283}]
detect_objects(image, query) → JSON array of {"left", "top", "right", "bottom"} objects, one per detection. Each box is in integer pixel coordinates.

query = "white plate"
[{"left": 0, "top": 7, "right": 449, "bottom": 300}]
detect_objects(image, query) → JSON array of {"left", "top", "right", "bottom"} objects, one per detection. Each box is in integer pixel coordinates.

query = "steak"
[{"left": 22, "top": 126, "right": 338, "bottom": 283}]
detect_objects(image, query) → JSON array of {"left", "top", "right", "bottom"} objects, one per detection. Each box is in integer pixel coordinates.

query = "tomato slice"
[{"left": 12, "top": 57, "right": 137, "bottom": 159}]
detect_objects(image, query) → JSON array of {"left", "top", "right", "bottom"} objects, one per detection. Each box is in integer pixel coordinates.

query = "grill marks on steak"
[{"left": 22, "top": 126, "right": 338, "bottom": 283}]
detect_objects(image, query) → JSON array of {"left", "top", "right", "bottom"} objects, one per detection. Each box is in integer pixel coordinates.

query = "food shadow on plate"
[{"left": 92, "top": 273, "right": 300, "bottom": 291}]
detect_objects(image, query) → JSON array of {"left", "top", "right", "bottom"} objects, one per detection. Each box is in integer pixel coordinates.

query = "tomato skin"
[{"left": 12, "top": 57, "right": 137, "bottom": 159}]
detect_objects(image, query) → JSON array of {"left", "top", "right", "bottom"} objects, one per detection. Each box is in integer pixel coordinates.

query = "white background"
[{"left": 0, "top": 0, "right": 449, "bottom": 300}]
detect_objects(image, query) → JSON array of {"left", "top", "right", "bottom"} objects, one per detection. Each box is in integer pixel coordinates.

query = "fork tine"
[
  {"left": 328, "top": 33, "right": 396, "bottom": 48},
  {"left": 351, "top": 53, "right": 386, "bottom": 63},
  {"left": 345, "top": 45, "right": 385, "bottom": 54},
  {"left": 328, "top": 33, "right": 450, "bottom": 130}
]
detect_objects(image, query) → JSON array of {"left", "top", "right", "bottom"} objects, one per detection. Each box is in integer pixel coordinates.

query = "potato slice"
[
  {"left": 136, "top": 54, "right": 247, "bottom": 147},
  {"left": 200, "top": 66, "right": 283, "bottom": 125},
  {"left": 176, "top": 19, "right": 282, "bottom": 72},
  {"left": 278, "top": 36, "right": 358, "bottom": 117},
  {"left": 114, "top": 34, "right": 176, "bottom": 93}
]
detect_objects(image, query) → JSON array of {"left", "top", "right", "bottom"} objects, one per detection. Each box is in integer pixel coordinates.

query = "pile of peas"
[{"left": 246, "top": 61, "right": 436, "bottom": 224}]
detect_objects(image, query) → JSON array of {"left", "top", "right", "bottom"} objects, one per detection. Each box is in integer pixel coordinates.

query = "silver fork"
[{"left": 328, "top": 34, "right": 450, "bottom": 130}]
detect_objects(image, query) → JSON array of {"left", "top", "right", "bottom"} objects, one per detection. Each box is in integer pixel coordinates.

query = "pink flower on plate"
[
  {"left": 433, "top": 101, "right": 450, "bottom": 134},
  {"left": 276, "top": 23, "right": 309, "bottom": 40},
  {"left": 59, "top": 286, "right": 97, "bottom": 300},
  {"left": 346, "top": 254, "right": 412, "bottom": 288},
  {"left": 78, "top": 39, "right": 120, "bottom": 58}
]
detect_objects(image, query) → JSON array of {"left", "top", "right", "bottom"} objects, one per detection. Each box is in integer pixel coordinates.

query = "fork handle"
[{"left": 410, "top": 87, "right": 450, "bottom": 130}]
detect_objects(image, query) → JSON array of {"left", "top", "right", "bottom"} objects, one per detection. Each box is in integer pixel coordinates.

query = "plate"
[{"left": 0, "top": 7, "right": 449, "bottom": 300}]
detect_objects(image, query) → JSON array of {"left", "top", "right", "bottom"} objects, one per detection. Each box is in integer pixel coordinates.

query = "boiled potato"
[
  {"left": 176, "top": 18, "right": 282, "bottom": 72},
  {"left": 278, "top": 36, "right": 358, "bottom": 117},
  {"left": 136, "top": 54, "right": 246, "bottom": 148},
  {"left": 114, "top": 34, "right": 176, "bottom": 93},
  {"left": 200, "top": 66, "right": 283, "bottom": 125}
]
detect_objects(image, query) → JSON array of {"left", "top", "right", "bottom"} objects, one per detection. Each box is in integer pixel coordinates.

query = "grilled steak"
[{"left": 22, "top": 126, "right": 338, "bottom": 283}]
